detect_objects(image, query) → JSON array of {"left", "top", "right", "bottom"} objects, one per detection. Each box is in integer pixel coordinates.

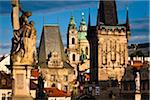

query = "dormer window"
[{"left": 1, "top": 79, "right": 6, "bottom": 86}]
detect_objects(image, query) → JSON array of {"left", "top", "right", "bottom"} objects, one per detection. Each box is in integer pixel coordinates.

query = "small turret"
[{"left": 79, "top": 12, "right": 87, "bottom": 32}]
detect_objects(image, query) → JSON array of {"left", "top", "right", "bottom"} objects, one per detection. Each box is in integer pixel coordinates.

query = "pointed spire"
[
  {"left": 97, "top": 0, "right": 118, "bottom": 25},
  {"left": 126, "top": 7, "right": 130, "bottom": 31},
  {"left": 88, "top": 8, "right": 91, "bottom": 28},
  {"left": 82, "top": 12, "right": 84, "bottom": 21}
]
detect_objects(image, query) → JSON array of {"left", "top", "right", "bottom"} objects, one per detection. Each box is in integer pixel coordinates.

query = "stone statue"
[
  {"left": 135, "top": 72, "right": 140, "bottom": 92},
  {"left": 11, "top": 0, "right": 36, "bottom": 65}
]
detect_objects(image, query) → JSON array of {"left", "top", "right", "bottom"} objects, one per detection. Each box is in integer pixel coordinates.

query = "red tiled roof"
[
  {"left": 44, "top": 87, "right": 71, "bottom": 97},
  {"left": 132, "top": 61, "right": 143, "bottom": 70}
]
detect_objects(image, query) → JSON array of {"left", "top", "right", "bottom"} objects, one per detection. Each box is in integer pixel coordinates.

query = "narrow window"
[
  {"left": 85, "top": 47, "right": 88, "bottom": 55},
  {"left": 2, "top": 93, "right": 6, "bottom": 100},
  {"left": 64, "top": 75, "right": 68, "bottom": 81},
  {"left": 72, "top": 38, "right": 75, "bottom": 44},
  {"left": 51, "top": 75, "right": 56, "bottom": 81},
  {"left": 7, "top": 92, "right": 11, "bottom": 100},
  {"left": 64, "top": 85, "right": 68, "bottom": 91},
  {"left": 73, "top": 54, "right": 75, "bottom": 61}
]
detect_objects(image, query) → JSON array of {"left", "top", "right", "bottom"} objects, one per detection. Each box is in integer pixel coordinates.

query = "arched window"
[
  {"left": 7, "top": 92, "right": 11, "bottom": 100},
  {"left": 72, "top": 38, "right": 75, "bottom": 44},
  {"left": 51, "top": 83, "right": 56, "bottom": 87},
  {"left": 85, "top": 47, "right": 88, "bottom": 55},
  {"left": 2, "top": 93, "right": 6, "bottom": 100},
  {"left": 73, "top": 54, "right": 75, "bottom": 61}
]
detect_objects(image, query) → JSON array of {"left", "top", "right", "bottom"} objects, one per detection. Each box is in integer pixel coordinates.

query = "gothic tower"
[
  {"left": 67, "top": 16, "right": 79, "bottom": 68},
  {"left": 88, "top": 0, "right": 130, "bottom": 82},
  {"left": 87, "top": 12, "right": 98, "bottom": 82}
]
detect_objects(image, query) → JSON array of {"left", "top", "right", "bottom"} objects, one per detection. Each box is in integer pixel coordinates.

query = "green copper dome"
[
  {"left": 78, "top": 13, "right": 87, "bottom": 41},
  {"left": 78, "top": 31, "right": 87, "bottom": 41}
]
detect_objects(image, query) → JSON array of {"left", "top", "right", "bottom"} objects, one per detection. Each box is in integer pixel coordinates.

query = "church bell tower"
[{"left": 67, "top": 16, "right": 79, "bottom": 68}]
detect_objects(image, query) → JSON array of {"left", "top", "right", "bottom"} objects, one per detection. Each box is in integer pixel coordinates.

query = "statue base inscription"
[{"left": 12, "top": 96, "right": 33, "bottom": 100}]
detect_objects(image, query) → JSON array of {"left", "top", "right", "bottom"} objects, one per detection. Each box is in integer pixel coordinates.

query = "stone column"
[{"left": 12, "top": 65, "right": 33, "bottom": 100}]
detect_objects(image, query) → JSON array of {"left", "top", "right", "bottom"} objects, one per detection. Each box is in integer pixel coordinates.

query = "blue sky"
[{"left": 0, "top": 0, "right": 149, "bottom": 55}]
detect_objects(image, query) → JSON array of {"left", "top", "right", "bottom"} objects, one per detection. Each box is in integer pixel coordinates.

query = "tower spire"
[
  {"left": 88, "top": 8, "right": 91, "bottom": 28},
  {"left": 126, "top": 7, "right": 130, "bottom": 31},
  {"left": 80, "top": 12, "right": 86, "bottom": 25},
  {"left": 97, "top": 0, "right": 118, "bottom": 26}
]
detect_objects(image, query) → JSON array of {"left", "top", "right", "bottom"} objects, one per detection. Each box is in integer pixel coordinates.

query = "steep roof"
[
  {"left": 97, "top": 0, "right": 118, "bottom": 25},
  {"left": 0, "top": 55, "right": 11, "bottom": 74},
  {"left": 38, "top": 25, "right": 67, "bottom": 67}
]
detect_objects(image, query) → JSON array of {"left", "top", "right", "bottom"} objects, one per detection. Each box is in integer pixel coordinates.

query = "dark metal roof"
[
  {"left": 128, "top": 43, "right": 150, "bottom": 57},
  {"left": 38, "top": 25, "right": 69, "bottom": 68},
  {"left": 97, "top": 0, "right": 118, "bottom": 26}
]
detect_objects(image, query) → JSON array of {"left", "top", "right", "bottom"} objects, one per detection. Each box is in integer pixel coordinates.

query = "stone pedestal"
[
  {"left": 135, "top": 91, "right": 141, "bottom": 100},
  {"left": 12, "top": 65, "right": 33, "bottom": 100}
]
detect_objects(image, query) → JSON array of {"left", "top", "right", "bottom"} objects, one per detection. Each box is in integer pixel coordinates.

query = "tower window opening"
[
  {"left": 72, "top": 38, "right": 75, "bottom": 44},
  {"left": 86, "top": 47, "right": 88, "bottom": 55},
  {"left": 73, "top": 54, "right": 75, "bottom": 61}
]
